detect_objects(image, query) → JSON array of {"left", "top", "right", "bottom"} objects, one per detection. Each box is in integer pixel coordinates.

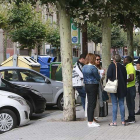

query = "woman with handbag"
[
  {"left": 106, "top": 54, "right": 127, "bottom": 126},
  {"left": 82, "top": 53, "right": 101, "bottom": 127}
]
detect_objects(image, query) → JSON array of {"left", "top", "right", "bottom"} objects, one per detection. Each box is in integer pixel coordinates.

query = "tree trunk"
[
  {"left": 137, "top": 47, "right": 140, "bottom": 56},
  {"left": 3, "top": 31, "right": 8, "bottom": 61},
  {"left": 126, "top": 20, "right": 133, "bottom": 58},
  {"left": 95, "top": 43, "right": 97, "bottom": 54},
  {"left": 28, "top": 49, "right": 32, "bottom": 56},
  {"left": 34, "top": 43, "right": 38, "bottom": 55},
  {"left": 102, "top": 16, "right": 111, "bottom": 80},
  {"left": 82, "top": 22, "right": 88, "bottom": 55},
  {"left": 38, "top": 45, "right": 40, "bottom": 55},
  {"left": 57, "top": 1, "right": 76, "bottom": 121},
  {"left": 56, "top": 47, "right": 60, "bottom": 62},
  {"left": 113, "top": 47, "right": 116, "bottom": 55}
]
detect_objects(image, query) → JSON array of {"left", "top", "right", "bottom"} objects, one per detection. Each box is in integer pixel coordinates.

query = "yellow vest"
[{"left": 126, "top": 63, "right": 136, "bottom": 88}]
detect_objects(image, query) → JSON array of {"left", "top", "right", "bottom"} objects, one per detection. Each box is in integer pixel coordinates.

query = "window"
[
  {"left": 1, "top": 70, "right": 19, "bottom": 82},
  {"left": 0, "top": 80, "right": 6, "bottom": 87},
  {"left": 19, "top": 70, "right": 45, "bottom": 83}
]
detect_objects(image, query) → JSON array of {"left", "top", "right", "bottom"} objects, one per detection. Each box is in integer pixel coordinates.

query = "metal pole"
[{"left": 13, "top": 54, "right": 18, "bottom": 67}]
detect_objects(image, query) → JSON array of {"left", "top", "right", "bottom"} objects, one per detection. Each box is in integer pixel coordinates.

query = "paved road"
[
  {"left": 1, "top": 94, "right": 140, "bottom": 140},
  {"left": 30, "top": 105, "right": 61, "bottom": 123}
]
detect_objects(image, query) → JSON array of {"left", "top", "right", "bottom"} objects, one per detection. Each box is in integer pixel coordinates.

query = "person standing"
[
  {"left": 95, "top": 54, "right": 105, "bottom": 79},
  {"left": 94, "top": 54, "right": 105, "bottom": 118},
  {"left": 82, "top": 53, "right": 100, "bottom": 127},
  {"left": 107, "top": 54, "right": 127, "bottom": 126},
  {"left": 123, "top": 56, "right": 136, "bottom": 123},
  {"left": 72, "top": 54, "right": 86, "bottom": 110},
  {"left": 135, "top": 58, "right": 140, "bottom": 115}
]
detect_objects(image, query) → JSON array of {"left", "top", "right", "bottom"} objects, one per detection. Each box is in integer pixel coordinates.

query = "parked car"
[
  {"left": 0, "top": 67, "right": 80, "bottom": 110},
  {"left": 0, "top": 90, "right": 30, "bottom": 133},
  {"left": 121, "top": 56, "right": 139, "bottom": 64},
  {"left": 0, "top": 78, "right": 46, "bottom": 116}
]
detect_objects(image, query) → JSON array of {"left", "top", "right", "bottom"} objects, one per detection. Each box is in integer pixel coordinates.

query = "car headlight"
[
  {"left": 8, "top": 95, "right": 27, "bottom": 106},
  {"left": 31, "top": 89, "right": 43, "bottom": 97}
]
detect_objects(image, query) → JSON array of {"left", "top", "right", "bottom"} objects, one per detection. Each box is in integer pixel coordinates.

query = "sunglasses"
[{"left": 96, "top": 59, "right": 100, "bottom": 61}]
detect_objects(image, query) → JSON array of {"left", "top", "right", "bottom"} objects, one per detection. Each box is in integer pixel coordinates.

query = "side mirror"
[{"left": 45, "top": 78, "right": 51, "bottom": 84}]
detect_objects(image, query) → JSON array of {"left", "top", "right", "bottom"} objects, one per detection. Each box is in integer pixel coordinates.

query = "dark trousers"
[
  {"left": 85, "top": 84, "right": 99, "bottom": 122},
  {"left": 126, "top": 86, "right": 136, "bottom": 120},
  {"left": 75, "top": 86, "right": 86, "bottom": 110}
]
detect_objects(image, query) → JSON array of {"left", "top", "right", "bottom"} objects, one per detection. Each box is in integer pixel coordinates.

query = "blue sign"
[{"left": 72, "top": 37, "right": 78, "bottom": 43}]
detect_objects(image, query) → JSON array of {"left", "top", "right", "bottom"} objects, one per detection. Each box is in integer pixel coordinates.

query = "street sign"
[
  {"left": 72, "top": 37, "right": 78, "bottom": 43},
  {"left": 71, "top": 20, "right": 80, "bottom": 44}
]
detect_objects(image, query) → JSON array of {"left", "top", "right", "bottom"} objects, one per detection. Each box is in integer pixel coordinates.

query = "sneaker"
[
  {"left": 125, "top": 119, "right": 136, "bottom": 124},
  {"left": 88, "top": 122, "right": 100, "bottom": 127}
]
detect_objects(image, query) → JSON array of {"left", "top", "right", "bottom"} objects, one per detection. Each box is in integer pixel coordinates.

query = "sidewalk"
[{"left": 1, "top": 94, "right": 140, "bottom": 140}]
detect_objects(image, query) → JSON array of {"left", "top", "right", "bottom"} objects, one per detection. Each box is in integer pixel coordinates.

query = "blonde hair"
[{"left": 85, "top": 53, "right": 96, "bottom": 65}]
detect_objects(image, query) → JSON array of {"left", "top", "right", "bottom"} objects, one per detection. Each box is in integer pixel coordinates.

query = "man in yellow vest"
[{"left": 123, "top": 56, "right": 136, "bottom": 123}]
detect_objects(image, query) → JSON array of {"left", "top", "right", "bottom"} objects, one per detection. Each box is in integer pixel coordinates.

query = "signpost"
[
  {"left": 71, "top": 19, "right": 83, "bottom": 56},
  {"left": 71, "top": 20, "right": 80, "bottom": 44}
]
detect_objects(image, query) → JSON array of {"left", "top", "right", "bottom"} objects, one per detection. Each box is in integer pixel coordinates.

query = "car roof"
[
  {"left": 0, "top": 66, "right": 51, "bottom": 79},
  {"left": 0, "top": 66, "right": 32, "bottom": 70},
  {"left": 0, "top": 66, "right": 41, "bottom": 75},
  {"left": 0, "top": 66, "right": 41, "bottom": 74}
]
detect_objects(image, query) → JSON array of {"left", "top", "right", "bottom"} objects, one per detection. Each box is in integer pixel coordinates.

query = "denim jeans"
[
  {"left": 75, "top": 86, "right": 86, "bottom": 110},
  {"left": 110, "top": 93, "right": 125, "bottom": 122},
  {"left": 126, "top": 86, "right": 136, "bottom": 120}
]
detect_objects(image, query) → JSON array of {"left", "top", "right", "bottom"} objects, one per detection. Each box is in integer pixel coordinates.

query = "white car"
[{"left": 0, "top": 90, "right": 30, "bottom": 133}]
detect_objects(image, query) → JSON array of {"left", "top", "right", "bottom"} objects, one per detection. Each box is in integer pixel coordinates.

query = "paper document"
[{"left": 99, "top": 69, "right": 104, "bottom": 78}]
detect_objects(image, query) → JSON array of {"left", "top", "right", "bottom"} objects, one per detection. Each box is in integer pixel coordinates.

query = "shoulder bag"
[{"left": 104, "top": 63, "right": 118, "bottom": 93}]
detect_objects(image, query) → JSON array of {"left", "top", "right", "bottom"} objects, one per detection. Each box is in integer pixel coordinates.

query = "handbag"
[
  {"left": 104, "top": 63, "right": 118, "bottom": 93},
  {"left": 102, "top": 90, "right": 109, "bottom": 101}
]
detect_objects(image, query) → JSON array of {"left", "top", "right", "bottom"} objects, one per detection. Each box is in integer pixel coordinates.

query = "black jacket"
[{"left": 107, "top": 63, "right": 127, "bottom": 98}]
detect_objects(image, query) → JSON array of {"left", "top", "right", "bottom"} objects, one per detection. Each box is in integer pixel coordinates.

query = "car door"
[{"left": 16, "top": 69, "right": 53, "bottom": 102}]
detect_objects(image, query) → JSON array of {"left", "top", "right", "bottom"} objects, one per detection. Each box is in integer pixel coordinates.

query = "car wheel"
[
  {"left": 26, "top": 100, "right": 33, "bottom": 118},
  {"left": 0, "top": 109, "right": 17, "bottom": 134},
  {"left": 57, "top": 94, "right": 63, "bottom": 110}
]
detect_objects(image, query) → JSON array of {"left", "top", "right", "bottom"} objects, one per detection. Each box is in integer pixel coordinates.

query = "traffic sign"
[{"left": 72, "top": 37, "right": 78, "bottom": 43}]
